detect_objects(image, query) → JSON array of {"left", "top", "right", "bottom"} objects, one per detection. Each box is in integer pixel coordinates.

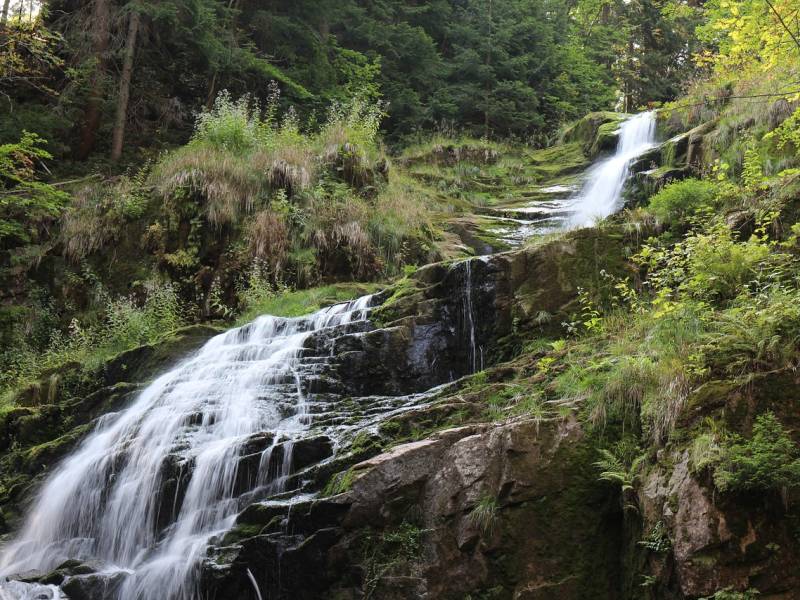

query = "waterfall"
[
  {"left": 0, "top": 296, "right": 376, "bottom": 600},
  {"left": 568, "top": 111, "right": 656, "bottom": 228},
  {"left": 457, "top": 257, "right": 487, "bottom": 374}
]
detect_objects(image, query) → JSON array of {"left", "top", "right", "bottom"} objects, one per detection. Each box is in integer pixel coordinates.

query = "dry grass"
[
  {"left": 305, "top": 198, "right": 379, "bottom": 279},
  {"left": 151, "top": 146, "right": 266, "bottom": 225},
  {"left": 61, "top": 173, "right": 150, "bottom": 261},
  {"left": 247, "top": 210, "right": 289, "bottom": 276}
]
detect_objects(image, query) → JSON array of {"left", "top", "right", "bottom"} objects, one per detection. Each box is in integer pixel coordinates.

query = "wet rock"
[
  {"left": 589, "top": 120, "right": 623, "bottom": 157},
  {"left": 39, "top": 560, "right": 97, "bottom": 585},
  {"left": 60, "top": 570, "right": 127, "bottom": 600},
  {"left": 561, "top": 111, "right": 626, "bottom": 155},
  {"left": 292, "top": 436, "right": 334, "bottom": 472},
  {"left": 204, "top": 417, "right": 622, "bottom": 599}
]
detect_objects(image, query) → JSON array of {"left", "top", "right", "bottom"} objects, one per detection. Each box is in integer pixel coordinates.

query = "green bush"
[
  {"left": 191, "top": 90, "right": 270, "bottom": 155},
  {"left": 639, "top": 223, "right": 778, "bottom": 304},
  {"left": 647, "top": 178, "right": 718, "bottom": 225},
  {"left": 0, "top": 131, "right": 69, "bottom": 244},
  {"left": 0, "top": 283, "right": 185, "bottom": 402},
  {"left": 714, "top": 412, "right": 800, "bottom": 493}
]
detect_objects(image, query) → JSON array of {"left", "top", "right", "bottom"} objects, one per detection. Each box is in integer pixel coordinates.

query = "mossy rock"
[
  {"left": 0, "top": 324, "right": 222, "bottom": 530},
  {"left": 561, "top": 111, "right": 627, "bottom": 151},
  {"left": 100, "top": 324, "right": 222, "bottom": 386},
  {"left": 589, "top": 121, "right": 622, "bottom": 157},
  {"left": 528, "top": 143, "right": 590, "bottom": 180},
  {"left": 510, "top": 227, "right": 632, "bottom": 330}
]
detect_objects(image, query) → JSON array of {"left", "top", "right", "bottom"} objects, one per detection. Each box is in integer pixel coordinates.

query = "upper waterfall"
[{"left": 567, "top": 111, "right": 656, "bottom": 228}]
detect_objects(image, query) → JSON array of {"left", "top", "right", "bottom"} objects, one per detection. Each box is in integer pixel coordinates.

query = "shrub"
[
  {"left": 317, "top": 97, "right": 383, "bottom": 158},
  {"left": 0, "top": 131, "right": 68, "bottom": 244},
  {"left": 684, "top": 227, "right": 774, "bottom": 302},
  {"left": 714, "top": 412, "right": 800, "bottom": 493},
  {"left": 647, "top": 178, "right": 718, "bottom": 225},
  {"left": 191, "top": 91, "right": 268, "bottom": 155},
  {"left": 0, "top": 282, "right": 185, "bottom": 399},
  {"left": 636, "top": 223, "right": 777, "bottom": 304}
]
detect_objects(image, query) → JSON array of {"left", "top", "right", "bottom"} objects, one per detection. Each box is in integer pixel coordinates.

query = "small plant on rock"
[
  {"left": 638, "top": 520, "right": 671, "bottom": 553},
  {"left": 713, "top": 412, "right": 800, "bottom": 494},
  {"left": 467, "top": 495, "right": 499, "bottom": 534}
]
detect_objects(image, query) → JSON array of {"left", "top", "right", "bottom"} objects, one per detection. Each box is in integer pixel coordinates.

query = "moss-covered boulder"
[{"left": 561, "top": 111, "right": 627, "bottom": 156}]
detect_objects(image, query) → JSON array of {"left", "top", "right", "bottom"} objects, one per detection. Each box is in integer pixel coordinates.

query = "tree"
[
  {"left": 110, "top": 5, "right": 141, "bottom": 161},
  {"left": 698, "top": 0, "right": 800, "bottom": 76},
  {"left": 0, "top": 131, "right": 68, "bottom": 244},
  {"left": 75, "top": 0, "right": 111, "bottom": 160}
]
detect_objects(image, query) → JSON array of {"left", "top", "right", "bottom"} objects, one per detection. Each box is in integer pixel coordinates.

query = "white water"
[
  {"left": 460, "top": 258, "right": 486, "bottom": 373},
  {"left": 568, "top": 111, "right": 656, "bottom": 228},
  {"left": 0, "top": 296, "right": 374, "bottom": 600}
]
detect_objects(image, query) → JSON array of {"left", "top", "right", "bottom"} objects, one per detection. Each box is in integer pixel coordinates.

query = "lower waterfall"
[{"left": 1, "top": 297, "right": 383, "bottom": 600}]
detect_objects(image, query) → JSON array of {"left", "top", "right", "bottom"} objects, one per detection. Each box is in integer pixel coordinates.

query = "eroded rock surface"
[{"left": 203, "top": 417, "right": 622, "bottom": 600}]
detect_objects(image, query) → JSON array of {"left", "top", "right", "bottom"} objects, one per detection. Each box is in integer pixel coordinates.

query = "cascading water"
[
  {"left": 460, "top": 258, "right": 487, "bottom": 373},
  {"left": 0, "top": 296, "right": 376, "bottom": 600},
  {"left": 567, "top": 111, "right": 656, "bottom": 228}
]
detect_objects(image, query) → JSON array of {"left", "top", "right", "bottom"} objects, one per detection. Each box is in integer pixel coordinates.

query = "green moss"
[
  {"left": 220, "top": 523, "right": 268, "bottom": 544},
  {"left": 590, "top": 121, "right": 622, "bottom": 156},
  {"left": 23, "top": 423, "right": 92, "bottom": 468},
  {"left": 350, "top": 430, "right": 382, "bottom": 455},
  {"left": 237, "top": 282, "right": 383, "bottom": 323},
  {"left": 323, "top": 468, "right": 357, "bottom": 496},
  {"left": 368, "top": 275, "right": 426, "bottom": 327},
  {"left": 527, "top": 143, "right": 590, "bottom": 179},
  {"left": 560, "top": 111, "right": 626, "bottom": 147}
]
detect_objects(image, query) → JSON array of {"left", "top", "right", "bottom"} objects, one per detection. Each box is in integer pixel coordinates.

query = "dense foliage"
[{"left": 1, "top": 0, "right": 710, "bottom": 157}]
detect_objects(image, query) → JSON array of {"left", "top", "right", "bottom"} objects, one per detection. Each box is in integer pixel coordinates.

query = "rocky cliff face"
[{"left": 202, "top": 417, "right": 621, "bottom": 600}]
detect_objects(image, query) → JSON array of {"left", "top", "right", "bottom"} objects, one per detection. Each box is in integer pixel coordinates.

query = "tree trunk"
[
  {"left": 1, "top": 0, "right": 11, "bottom": 25},
  {"left": 111, "top": 9, "right": 141, "bottom": 162},
  {"left": 484, "top": 0, "right": 493, "bottom": 139},
  {"left": 76, "top": 0, "right": 111, "bottom": 161}
]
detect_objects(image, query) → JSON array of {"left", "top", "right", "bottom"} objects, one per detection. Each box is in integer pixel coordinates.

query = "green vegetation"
[
  {"left": 713, "top": 412, "right": 800, "bottom": 494},
  {"left": 646, "top": 178, "right": 718, "bottom": 226},
  {"left": 361, "top": 522, "right": 427, "bottom": 599},
  {"left": 639, "top": 521, "right": 671, "bottom": 553},
  {"left": 1, "top": 283, "right": 185, "bottom": 405},
  {"left": 2, "top": 0, "right": 800, "bottom": 595},
  {"left": 467, "top": 495, "right": 500, "bottom": 534},
  {"left": 0, "top": 91, "right": 434, "bottom": 405},
  {"left": 594, "top": 443, "right": 646, "bottom": 495},
  {"left": 0, "top": 132, "right": 69, "bottom": 242},
  {"left": 322, "top": 468, "right": 357, "bottom": 497},
  {"left": 237, "top": 282, "right": 382, "bottom": 323}
]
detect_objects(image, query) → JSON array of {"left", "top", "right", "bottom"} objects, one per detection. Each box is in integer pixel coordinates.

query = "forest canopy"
[{"left": 2, "top": 0, "right": 710, "bottom": 157}]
